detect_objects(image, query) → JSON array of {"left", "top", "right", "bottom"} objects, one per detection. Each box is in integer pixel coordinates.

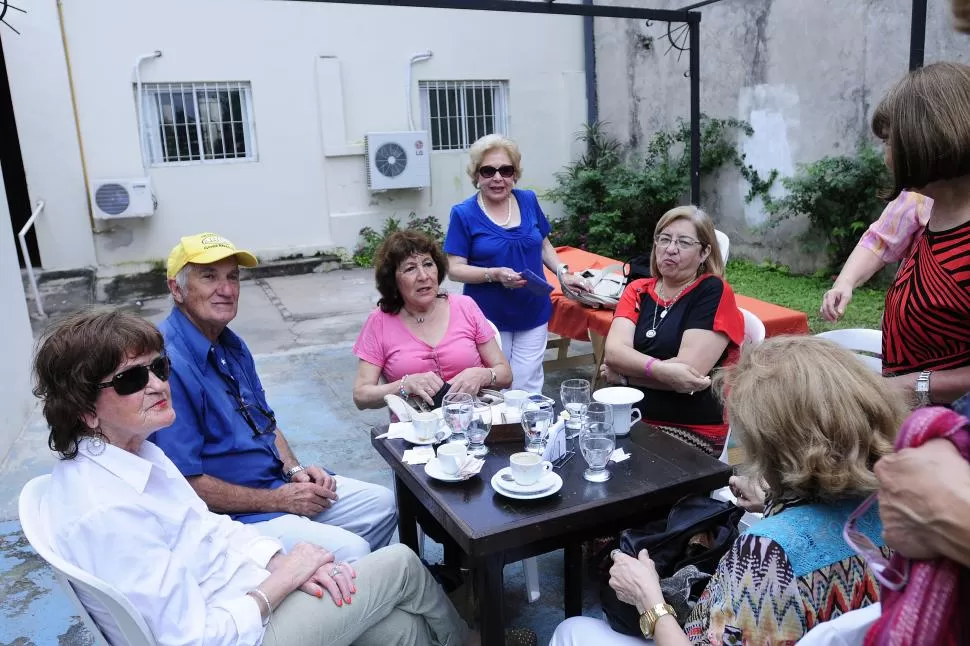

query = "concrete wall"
[
  {"left": 0, "top": 160, "right": 36, "bottom": 462},
  {"left": 594, "top": 0, "right": 970, "bottom": 271},
  {"left": 5, "top": 0, "right": 586, "bottom": 271}
]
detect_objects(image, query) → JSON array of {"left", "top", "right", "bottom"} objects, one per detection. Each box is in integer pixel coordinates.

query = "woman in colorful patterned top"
[
  {"left": 873, "top": 62, "right": 970, "bottom": 407},
  {"left": 549, "top": 335, "right": 907, "bottom": 645},
  {"left": 601, "top": 206, "right": 744, "bottom": 457}
]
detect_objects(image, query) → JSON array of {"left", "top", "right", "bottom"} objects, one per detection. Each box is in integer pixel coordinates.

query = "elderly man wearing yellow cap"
[{"left": 149, "top": 232, "right": 397, "bottom": 562}]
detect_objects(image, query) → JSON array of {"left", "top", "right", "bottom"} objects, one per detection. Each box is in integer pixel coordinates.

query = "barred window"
[
  {"left": 419, "top": 80, "right": 509, "bottom": 151},
  {"left": 140, "top": 82, "right": 256, "bottom": 165}
]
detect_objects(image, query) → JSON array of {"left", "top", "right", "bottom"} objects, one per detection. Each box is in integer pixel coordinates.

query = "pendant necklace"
[
  {"left": 645, "top": 279, "right": 696, "bottom": 339},
  {"left": 405, "top": 298, "right": 437, "bottom": 325},
  {"left": 478, "top": 192, "right": 512, "bottom": 227}
]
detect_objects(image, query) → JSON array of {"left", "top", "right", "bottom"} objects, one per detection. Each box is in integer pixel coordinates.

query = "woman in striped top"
[{"left": 875, "top": 62, "right": 970, "bottom": 408}]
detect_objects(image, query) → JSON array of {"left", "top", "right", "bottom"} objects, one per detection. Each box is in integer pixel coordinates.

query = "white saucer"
[
  {"left": 491, "top": 470, "right": 563, "bottom": 499},
  {"left": 424, "top": 457, "right": 475, "bottom": 482},
  {"left": 401, "top": 426, "right": 451, "bottom": 445}
]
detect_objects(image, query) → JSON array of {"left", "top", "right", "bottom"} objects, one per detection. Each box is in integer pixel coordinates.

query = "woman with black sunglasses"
[
  {"left": 444, "top": 134, "right": 590, "bottom": 394},
  {"left": 33, "top": 308, "right": 474, "bottom": 646}
]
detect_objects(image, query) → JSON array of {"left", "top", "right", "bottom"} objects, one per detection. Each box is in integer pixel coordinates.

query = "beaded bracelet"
[{"left": 399, "top": 375, "right": 410, "bottom": 399}]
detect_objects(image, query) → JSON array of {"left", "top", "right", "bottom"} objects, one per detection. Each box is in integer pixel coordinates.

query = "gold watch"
[{"left": 639, "top": 602, "right": 676, "bottom": 638}]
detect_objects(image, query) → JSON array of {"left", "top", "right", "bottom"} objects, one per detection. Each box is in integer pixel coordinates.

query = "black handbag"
[{"left": 600, "top": 495, "right": 743, "bottom": 636}]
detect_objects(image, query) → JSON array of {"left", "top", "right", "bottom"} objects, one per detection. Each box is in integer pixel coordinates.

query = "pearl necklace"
[
  {"left": 478, "top": 192, "right": 513, "bottom": 227},
  {"left": 404, "top": 298, "right": 437, "bottom": 325},
  {"left": 645, "top": 278, "right": 696, "bottom": 339}
]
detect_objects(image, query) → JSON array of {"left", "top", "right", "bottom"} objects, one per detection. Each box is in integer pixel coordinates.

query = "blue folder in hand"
[{"left": 519, "top": 268, "right": 555, "bottom": 296}]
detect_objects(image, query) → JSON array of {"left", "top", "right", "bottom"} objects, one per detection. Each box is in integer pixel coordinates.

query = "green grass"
[{"left": 726, "top": 259, "right": 885, "bottom": 334}]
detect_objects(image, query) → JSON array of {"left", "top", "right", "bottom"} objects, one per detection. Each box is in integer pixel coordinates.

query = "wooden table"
[{"left": 371, "top": 423, "right": 732, "bottom": 646}]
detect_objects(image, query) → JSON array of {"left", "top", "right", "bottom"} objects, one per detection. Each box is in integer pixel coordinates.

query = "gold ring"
[{"left": 330, "top": 566, "right": 342, "bottom": 577}]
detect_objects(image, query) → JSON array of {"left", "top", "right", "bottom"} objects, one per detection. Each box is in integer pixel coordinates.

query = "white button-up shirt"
[{"left": 49, "top": 438, "right": 283, "bottom": 646}]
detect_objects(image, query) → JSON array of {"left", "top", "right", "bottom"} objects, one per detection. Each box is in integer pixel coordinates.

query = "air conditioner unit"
[
  {"left": 364, "top": 131, "right": 431, "bottom": 191},
  {"left": 91, "top": 178, "right": 156, "bottom": 219}
]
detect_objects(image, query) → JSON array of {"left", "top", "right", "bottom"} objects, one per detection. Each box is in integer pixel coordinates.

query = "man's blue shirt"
[{"left": 150, "top": 307, "right": 286, "bottom": 523}]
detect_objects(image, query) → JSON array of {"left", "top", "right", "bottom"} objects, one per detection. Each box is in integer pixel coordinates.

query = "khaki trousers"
[{"left": 261, "top": 544, "right": 469, "bottom": 646}]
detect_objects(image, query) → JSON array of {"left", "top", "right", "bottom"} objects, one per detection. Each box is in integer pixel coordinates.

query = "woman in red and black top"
[
  {"left": 875, "top": 62, "right": 970, "bottom": 407},
  {"left": 603, "top": 206, "right": 744, "bottom": 456}
]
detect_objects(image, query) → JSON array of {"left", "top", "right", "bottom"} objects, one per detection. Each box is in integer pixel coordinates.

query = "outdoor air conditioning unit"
[
  {"left": 91, "top": 177, "right": 156, "bottom": 219},
  {"left": 364, "top": 131, "right": 431, "bottom": 191}
]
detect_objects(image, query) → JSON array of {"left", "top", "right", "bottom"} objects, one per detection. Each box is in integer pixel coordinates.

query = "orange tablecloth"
[{"left": 544, "top": 246, "right": 810, "bottom": 341}]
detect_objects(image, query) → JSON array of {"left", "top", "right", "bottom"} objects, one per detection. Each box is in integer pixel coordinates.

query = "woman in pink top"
[{"left": 352, "top": 230, "right": 512, "bottom": 410}]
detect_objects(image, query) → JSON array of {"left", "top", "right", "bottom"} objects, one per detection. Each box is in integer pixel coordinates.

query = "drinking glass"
[
  {"left": 560, "top": 379, "right": 591, "bottom": 439},
  {"left": 467, "top": 400, "right": 493, "bottom": 457},
  {"left": 580, "top": 403, "right": 615, "bottom": 482},
  {"left": 442, "top": 392, "right": 473, "bottom": 445},
  {"left": 521, "top": 407, "right": 553, "bottom": 454}
]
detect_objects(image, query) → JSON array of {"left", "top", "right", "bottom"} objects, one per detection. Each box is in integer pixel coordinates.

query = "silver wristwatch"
[
  {"left": 284, "top": 464, "right": 306, "bottom": 481},
  {"left": 915, "top": 370, "right": 932, "bottom": 407}
]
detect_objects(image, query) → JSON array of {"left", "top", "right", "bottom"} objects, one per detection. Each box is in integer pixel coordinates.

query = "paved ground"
[{"left": 1, "top": 268, "right": 598, "bottom": 645}]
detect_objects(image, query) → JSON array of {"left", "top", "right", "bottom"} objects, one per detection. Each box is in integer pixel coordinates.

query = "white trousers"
[
  {"left": 499, "top": 323, "right": 548, "bottom": 394},
  {"left": 253, "top": 475, "right": 397, "bottom": 563},
  {"left": 549, "top": 616, "right": 652, "bottom": 646},
  {"left": 262, "top": 544, "right": 469, "bottom": 646}
]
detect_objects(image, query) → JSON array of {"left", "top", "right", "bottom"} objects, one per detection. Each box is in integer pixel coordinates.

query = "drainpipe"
[
  {"left": 134, "top": 51, "right": 163, "bottom": 172},
  {"left": 583, "top": 0, "right": 598, "bottom": 125},
  {"left": 407, "top": 51, "right": 433, "bottom": 131}
]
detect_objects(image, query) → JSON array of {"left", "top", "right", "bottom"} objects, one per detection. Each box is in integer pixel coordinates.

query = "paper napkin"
[
  {"left": 542, "top": 418, "right": 568, "bottom": 463},
  {"left": 610, "top": 448, "right": 631, "bottom": 463},
  {"left": 456, "top": 456, "right": 486, "bottom": 479},
  {"left": 402, "top": 446, "right": 435, "bottom": 465}
]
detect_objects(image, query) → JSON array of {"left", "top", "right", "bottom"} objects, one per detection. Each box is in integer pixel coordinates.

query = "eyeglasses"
[
  {"left": 226, "top": 389, "right": 278, "bottom": 437},
  {"left": 843, "top": 493, "right": 909, "bottom": 591},
  {"left": 97, "top": 356, "right": 171, "bottom": 396},
  {"left": 478, "top": 165, "right": 516, "bottom": 179},
  {"left": 654, "top": 234, "right": 702, "bottom": 251}
]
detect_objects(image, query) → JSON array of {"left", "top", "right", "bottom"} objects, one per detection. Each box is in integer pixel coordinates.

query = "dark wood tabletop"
[{"left": 370, "top": 422, "right": 731, "bottom": 645}]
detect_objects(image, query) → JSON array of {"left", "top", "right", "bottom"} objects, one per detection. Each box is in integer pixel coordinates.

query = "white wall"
[
  {"left": 8, "top": 0, "right": 586, "bottom": 269},
  {"left": 0, "top": 160, "right": 36, "bottom": 462}
]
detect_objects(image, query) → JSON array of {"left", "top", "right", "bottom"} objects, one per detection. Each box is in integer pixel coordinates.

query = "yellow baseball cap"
[{"left": 166, "top": 232, "right": 259, "bottom": 278}]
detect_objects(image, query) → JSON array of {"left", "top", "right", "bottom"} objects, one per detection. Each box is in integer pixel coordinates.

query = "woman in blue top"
[{"left": 444, "top": 134, "right": 589, "bottom": 393}]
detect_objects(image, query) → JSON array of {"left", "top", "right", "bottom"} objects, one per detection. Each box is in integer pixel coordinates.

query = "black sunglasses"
[
  {"left": 226, "top": 388, "right": 278, "bottom": 437},
  {"left": 478, "top": 164, "right": 515, "bottom": 179},
  {"left": 97, "top": 356, "right": 171, "bottom": 396}
]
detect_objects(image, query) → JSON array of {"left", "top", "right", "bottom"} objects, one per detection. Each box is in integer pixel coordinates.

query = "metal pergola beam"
[{"left": 283, "top": 0, "right": 703, "bottom": 202}]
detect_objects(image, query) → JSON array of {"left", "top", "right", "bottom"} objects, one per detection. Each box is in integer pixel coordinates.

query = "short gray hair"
[{"left": 170, "top": 264, "right": 193, "bottom": 305}]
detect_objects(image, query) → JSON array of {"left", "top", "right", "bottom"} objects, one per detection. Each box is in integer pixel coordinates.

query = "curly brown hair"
[
  {"left": 374, "top": 230, "right": 448, "bottom": 314},
  {"left": 714, "top": 336, "right": 905, "bottom": 503},
  {"left": 33, "top": 308, "right": 164, "bottom": 459}
]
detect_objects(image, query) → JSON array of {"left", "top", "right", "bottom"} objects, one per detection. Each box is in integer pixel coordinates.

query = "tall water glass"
[
  {"left": 560, "top": 379, "right": 591, "bottom": 439},
  {"left": 521, "top": 408, "right": 553, "bottom": 454},
  {"left": 581, "top": 403, "right": 615, "bottom": 482},
  {"left": 442, "top": 392, "right": 473, "bottom": 445},
  {"left": 467, "top": 401, "right": 493, "bottom": 457}
]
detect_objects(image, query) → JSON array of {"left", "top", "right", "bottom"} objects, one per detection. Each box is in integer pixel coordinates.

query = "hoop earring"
[{"left": 87, "top": 427, "right": 107, "bottom": 455}]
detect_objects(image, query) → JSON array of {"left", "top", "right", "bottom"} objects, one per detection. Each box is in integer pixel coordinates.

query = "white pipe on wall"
[
  {"left": 133, "top": 51, "right": 163, "bottom": 172},
  {"left": 407, "top": 50, "right": 433, "bottom": 131}
]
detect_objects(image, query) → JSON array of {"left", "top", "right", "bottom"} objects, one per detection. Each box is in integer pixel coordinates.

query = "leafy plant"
[
  {"left": 352, "top": 212, "right": 445, "bottom": 267},
  {"left": 546, "top": 119, "right": 776, "bottom": 260},
  {"left": 765, "top": 144, "right": 890, "bottom": 271}
]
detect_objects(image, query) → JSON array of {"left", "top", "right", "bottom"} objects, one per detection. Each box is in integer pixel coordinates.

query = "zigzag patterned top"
[
  {"left": 882, "top": 220, "right": 970, "bottom": 376},
  {"left": 684, "top": 499, "right": 886, "bottom": 644}
]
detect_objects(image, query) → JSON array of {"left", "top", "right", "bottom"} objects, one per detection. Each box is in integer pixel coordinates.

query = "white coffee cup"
[
  {"left": 593, "top": 387, "right": 645, "bottom": 437},
  {"left": 509, "top": 451, "right": 553, "bottom": 485},
  {"left": 436, "top": 442, "right": 467, "bottom": 475},
  {"left": 503, "top": 390, "right": 530, "bottom": 411},
  {"left": 411, "top": 410, "right": 439, "bottom": 442}
]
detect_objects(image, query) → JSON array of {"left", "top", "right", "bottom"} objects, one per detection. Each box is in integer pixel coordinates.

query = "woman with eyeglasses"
[
  {"left": 35, "top": 308, "right": 474, "bottom": 646},
  {"left": 551, "top": 336, "right": 904, "bottom": 645},
  {"left": 443, "top": 134, "right": 590, "bottom": 394},
  {"left": 601, "top": 206, "right": 743, "bottom": 457}
]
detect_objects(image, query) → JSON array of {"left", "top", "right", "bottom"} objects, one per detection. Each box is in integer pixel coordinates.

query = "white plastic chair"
[
  {"left": 797, "top": 603, "right": 881, "bottom": 645},
  {"left": 739, "top": 307, "right": 766, "bottom": 346},
  {"left": 714, "top": 229, "right": 730, "bottom": 264},
  {"left": 814, "top": 329, "right": 882, "bottom": 374},
  {"left": 19, "top": 475, "right": 156, "bottom": 646}
]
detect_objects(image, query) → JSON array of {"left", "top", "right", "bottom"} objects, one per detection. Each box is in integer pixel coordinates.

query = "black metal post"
[
  {"left": 688, "top": 12, "right": 701, "bottom": 204},
  {"left": 909, "top": 0, "right": 927, "bottom": 70},
  {"left": 583, "top": 0, "right": 598, "bottom": 125}
]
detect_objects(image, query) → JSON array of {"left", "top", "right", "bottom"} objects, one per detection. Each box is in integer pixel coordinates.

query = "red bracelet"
[{"left": 644, "top": 357, "right": 657, "bottom": 377}]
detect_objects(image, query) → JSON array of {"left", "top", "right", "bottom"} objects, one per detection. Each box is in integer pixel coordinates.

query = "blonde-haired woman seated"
[
  {"left": 551, "top": 336, "right": 905, "bottom": 645},
  {"left": 602, "top": 206, "right": 744, "bottom": 456}
]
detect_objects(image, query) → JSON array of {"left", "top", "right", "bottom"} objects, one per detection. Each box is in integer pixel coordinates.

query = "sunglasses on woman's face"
[
  {"left": 478, "top": 165, "right": 515, "bottom": 179},
  {"left": 843, "top": 493, "right": 909, "bottom": 591},
  {"left": 97, "top": 356, "right": 171, "bottom": 396}
]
